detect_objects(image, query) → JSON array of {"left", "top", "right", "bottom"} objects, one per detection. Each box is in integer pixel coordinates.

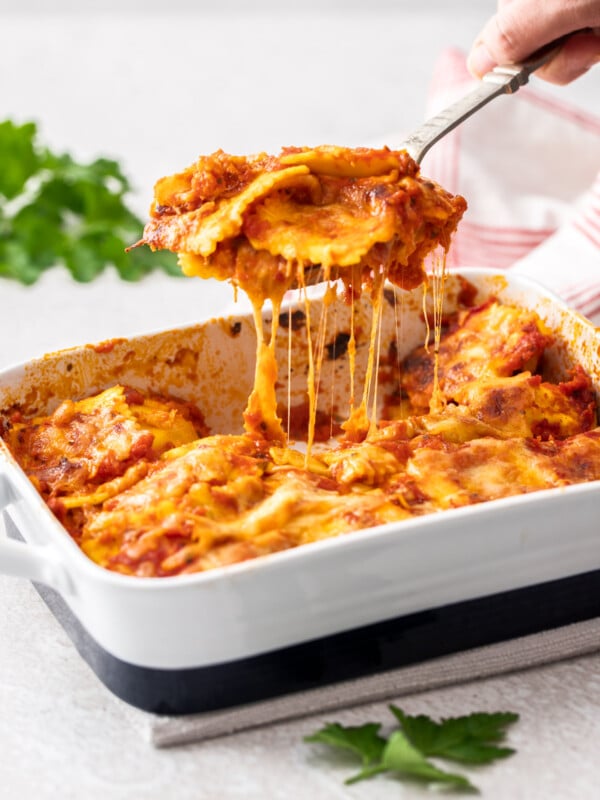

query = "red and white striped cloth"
[{"left": 421, "top": 49, "right": 600, "bottom": 324}]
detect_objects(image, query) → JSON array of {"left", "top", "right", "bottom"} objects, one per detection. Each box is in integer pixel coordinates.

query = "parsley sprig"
[
  {"left": 305, "top": 706, "right": 519, "bottom": 792},
  {"left": 0, "top": 119, "right": 180, "bottom": 284}
]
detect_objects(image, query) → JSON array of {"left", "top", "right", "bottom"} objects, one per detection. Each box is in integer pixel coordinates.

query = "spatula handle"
[{"left": 402, "top": 39, "right": 564, "bottom": 164}]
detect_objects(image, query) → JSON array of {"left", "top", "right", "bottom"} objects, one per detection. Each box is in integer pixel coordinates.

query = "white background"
[{"left": 1, "top": 3, "right": 600, "bottom": 799}]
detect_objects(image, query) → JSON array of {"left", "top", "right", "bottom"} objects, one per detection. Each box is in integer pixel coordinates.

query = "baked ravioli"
[
  {"left": 137, "top": 145, "right": 467, "bottom": 442},
  {"left": 141, "top": 145, "right": 466, "bottom": 301}
]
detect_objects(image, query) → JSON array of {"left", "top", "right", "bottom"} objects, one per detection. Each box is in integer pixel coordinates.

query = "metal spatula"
[{"left": 402, "top": 40, "right": 564, "bottom": 164}]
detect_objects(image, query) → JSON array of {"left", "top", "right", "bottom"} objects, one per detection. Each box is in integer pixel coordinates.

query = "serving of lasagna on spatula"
[{"left": 137, "top": 145, "right": 466, "bottom": 442}]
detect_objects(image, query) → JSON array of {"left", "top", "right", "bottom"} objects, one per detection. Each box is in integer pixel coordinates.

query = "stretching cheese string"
[
  {"left": 246, "top": 245, "right": 448, "bottom": 452},
  {"left": 429, "top": 246, "right": 448, "bottom": 415}
]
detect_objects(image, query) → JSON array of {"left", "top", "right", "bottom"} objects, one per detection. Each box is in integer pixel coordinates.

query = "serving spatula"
[
  {"left": 402, "top": 39, "right": 565, "bottom": 163},
  {"left": 299, "top": 39, "right": 566, "bottom": 287}
]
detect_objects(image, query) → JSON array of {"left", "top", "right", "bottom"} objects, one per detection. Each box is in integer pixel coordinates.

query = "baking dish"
[{"left": 1, "top": 267, "right": 600, "bottom": 715}]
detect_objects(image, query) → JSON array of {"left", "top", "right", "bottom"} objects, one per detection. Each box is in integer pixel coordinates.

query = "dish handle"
[{"left": 0, "top": 465, "right": 74, "bottom": 596}]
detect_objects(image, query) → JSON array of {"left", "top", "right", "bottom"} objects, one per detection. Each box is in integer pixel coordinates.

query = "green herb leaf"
[
  {"left": 305, "top": 722, "right": 388, "bottom": 785},
  {"left": 305, "top": 707, "right": 519, "bottom": 793},
  {"left": 304, "top": 722, "right": 387, "bottom": 766},
  {"left": 0, "top": 240, "right": 44, "bottom": 284},
  {"left": 0, "top": 119, "right": 180, "bottom": 283},
  {"left": 0, "top": 120, "right": 42, "bottom": 200},
  {"left": 390, "top": 706, "right": 519, "bottom": 764},
  {"left": 382, "top": 730, "right": 476, "bottom": 791}
]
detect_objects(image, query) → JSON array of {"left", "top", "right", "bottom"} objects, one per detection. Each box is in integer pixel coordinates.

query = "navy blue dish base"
[{"left": 33, "top": 568, "right": 600, "bottom": 716}]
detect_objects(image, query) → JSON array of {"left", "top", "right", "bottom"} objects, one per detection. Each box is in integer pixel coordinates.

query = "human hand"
[{"left": 467, "top": 0, "right": 600, "bottom": 85}]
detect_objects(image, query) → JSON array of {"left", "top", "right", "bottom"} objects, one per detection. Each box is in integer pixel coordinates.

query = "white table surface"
[{"left": 2, "top": 3, "right": 600, "bottom": 798}]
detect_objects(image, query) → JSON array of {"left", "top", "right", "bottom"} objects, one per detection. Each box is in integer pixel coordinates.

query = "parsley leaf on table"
[
  {"left": 305, "top": 723, "right": 388, "bottom": 783},
  {"left": 305, "top": 705, "right": 519, "bottom": 792},
  {"left": 0, "top": 119, "right": 180, "bottom": 284},
  {"left": 389, "top": 706, "right": 519, "bottom": 765},
  {"left": 381, "top": 730, "right": 475, "bottom": 791}
]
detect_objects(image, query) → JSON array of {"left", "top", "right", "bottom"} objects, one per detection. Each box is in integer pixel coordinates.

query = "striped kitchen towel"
[{"left": 421, "top": 48, "right": 600, "bottom": 323}]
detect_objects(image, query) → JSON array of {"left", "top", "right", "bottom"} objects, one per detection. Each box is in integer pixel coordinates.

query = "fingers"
[
  {"left": 467, "top": 0, "right": 600, "bottom": 83},
  {"left": 535, "top": 30, "right": 600, "bottom": 85}
]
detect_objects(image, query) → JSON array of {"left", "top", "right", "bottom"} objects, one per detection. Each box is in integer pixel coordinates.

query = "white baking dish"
[{"left": 1, "top": 268, "right": 599, "bottom": 714}]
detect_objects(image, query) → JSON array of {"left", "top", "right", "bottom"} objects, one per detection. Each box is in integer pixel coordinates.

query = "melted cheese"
[
  {"left": 139, "top": 145, "right": 466, "bottom": 442},
  {"left": 398, "top": 299, "right": 554, "bottom": 413},
  {"left": 3, "top": 301, "right": 599, "bottom": 578},
  {"left": 4, "top": 385, "right": 204, "bottom": 502}
]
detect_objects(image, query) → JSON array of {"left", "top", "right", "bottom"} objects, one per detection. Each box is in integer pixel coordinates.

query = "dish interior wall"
[{"left": 0, "top": 271, "right": 598, "bottom": 435}]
